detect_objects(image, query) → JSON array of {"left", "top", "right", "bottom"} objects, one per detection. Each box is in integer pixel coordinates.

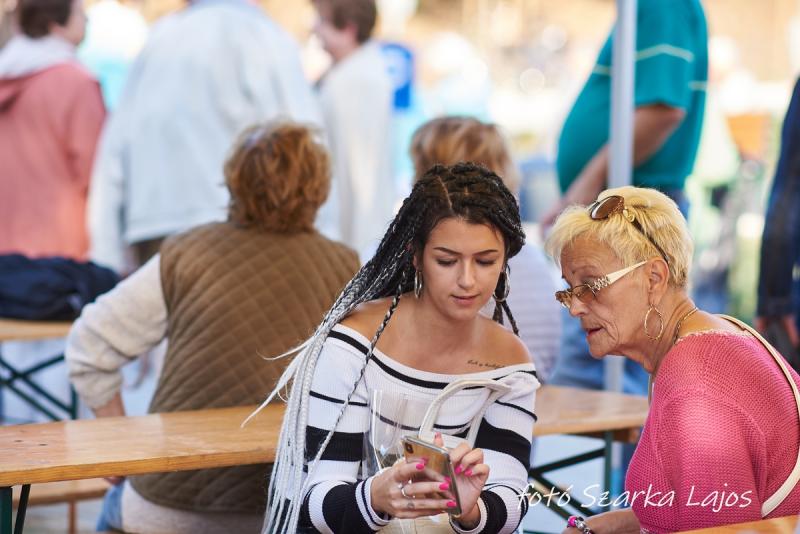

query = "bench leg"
[
  {"left": 1, "top": 487, "right": 11, "bottom": 534},
  {"left": 13, "top": 485, "right": 28, "bottom": 534},
  {"left": 68, "top": 501, "right": 76, "bottom": 534}
]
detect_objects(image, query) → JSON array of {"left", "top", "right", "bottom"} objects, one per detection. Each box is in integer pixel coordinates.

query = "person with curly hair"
[{"left": 66, "top": 121, "right": 359, "bottom": 533}]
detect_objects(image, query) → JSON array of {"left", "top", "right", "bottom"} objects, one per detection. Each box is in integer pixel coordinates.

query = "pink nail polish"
[
  {"left": 455, "top": 465, "right": 462, "bottom": 474},
  {"left": 439, "top": 482, "right": 449, "bottom": 490},
  {"left": 443, "top": 476, "right": 451, "bottom": 483},
  {"left": 415, "top": 463, "right": 424, "bottom": 470},
  {"left": 447, "top": 501, "right": 456, "bottom": 507},
  {"left": 465, "top": 468, "right": 473, "bottom": 476}
]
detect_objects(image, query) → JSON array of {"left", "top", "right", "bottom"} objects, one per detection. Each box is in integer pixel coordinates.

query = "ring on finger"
[
  {"left": 400, "top": 485, "right": 412, "bottom": 499},
  {"left": 406, "top": 500, "right": 415, "bottom": 509}
]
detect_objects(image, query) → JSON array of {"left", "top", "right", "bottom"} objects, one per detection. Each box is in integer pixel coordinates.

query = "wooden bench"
[
  {"left": 11, "top": 479, "right": 109, "bottom": 534},
  {"left": 0, "top": 386, "right": 649, "bottom": 533}
]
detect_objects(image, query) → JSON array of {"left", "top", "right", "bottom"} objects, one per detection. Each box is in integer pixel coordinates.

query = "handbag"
[
  {"left": 720, "top": 315, "right": 800, "bottom": 517},
  {"left": 381, "top": 379, "right": 513, "bottom": 533}
]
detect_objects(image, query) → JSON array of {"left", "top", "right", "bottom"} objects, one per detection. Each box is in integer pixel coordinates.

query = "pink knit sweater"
[{"left": 626, "top": 330, "right": 800, "bottom": 533}]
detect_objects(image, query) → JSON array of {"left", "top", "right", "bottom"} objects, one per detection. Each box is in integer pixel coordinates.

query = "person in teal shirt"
[
  {"left": 546, "top": 0, "right": 707, "bottom": 403},
  {"left": 544, "top": 0, "right": 707, "bottom": 227}
]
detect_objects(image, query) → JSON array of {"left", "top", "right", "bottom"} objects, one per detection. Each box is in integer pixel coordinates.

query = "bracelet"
[{"left": 567, "top": 515, "right": 595, "bottom": 534}]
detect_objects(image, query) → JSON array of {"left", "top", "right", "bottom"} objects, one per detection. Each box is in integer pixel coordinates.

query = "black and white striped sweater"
[{"left": 298, "top": 324, "right": 540, "bottom": 534}]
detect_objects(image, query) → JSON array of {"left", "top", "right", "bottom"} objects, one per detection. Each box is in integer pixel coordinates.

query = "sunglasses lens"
[
  {"left": 590, "top": 195, "right": 623, "bottom": 220},
  {"left": 574, "top": 285, "right": 594, "bottom": 304}
]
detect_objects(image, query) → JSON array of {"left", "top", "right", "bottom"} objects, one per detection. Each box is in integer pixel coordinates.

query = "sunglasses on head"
[{"left": 588, "top": 195, "right": 670, "bottom": 265}]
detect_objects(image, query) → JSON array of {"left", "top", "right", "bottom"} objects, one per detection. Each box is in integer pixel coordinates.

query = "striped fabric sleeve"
[
  {"left": 298, "top": 340, "right": 387, "bottom": 533},
  {"left": 469, "top": 371, "right": 539, "bottom": 534}
]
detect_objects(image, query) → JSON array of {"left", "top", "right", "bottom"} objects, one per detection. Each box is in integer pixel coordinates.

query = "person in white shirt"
[
  {"left": 88, "top": 0, "right": 321, "bottom": 273},
  {"left": 312, "top": 0, "right": 395, "bottom": 256}
]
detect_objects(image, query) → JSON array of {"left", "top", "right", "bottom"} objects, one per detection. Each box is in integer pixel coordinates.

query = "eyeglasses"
[
  {"left": 588, "top": 195, "right": 670, "bottom": 265},
  {"left": 555, "top": 261, "right": 646, "bottom": 309}
]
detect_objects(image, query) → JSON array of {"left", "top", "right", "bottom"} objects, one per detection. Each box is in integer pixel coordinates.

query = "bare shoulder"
[
  {"left": 339, "top": 298, "right": 394, "bottom": 339},
  {"left": 481, "top": 317, "right": 532, "bottom": 367}
]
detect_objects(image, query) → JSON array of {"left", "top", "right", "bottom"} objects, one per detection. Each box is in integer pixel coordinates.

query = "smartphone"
[{"left": 401, "top": 435, "right": 462, "bottom": 516}]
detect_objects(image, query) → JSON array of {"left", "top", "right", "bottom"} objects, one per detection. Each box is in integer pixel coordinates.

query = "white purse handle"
[
  {"left": 417, "top": 379, "right": 512, "bottom": 449},
  {"left": 719, "top": 315, "right": 800, "bottom": 517}
]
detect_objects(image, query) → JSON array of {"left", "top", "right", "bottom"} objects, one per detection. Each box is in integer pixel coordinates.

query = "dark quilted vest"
[{"left": 129, "top": 222, "right": 358, "bottom": 513}]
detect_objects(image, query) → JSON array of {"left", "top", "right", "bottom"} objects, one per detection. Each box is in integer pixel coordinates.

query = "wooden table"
[
  {"left": 0, "top": 319, "right": 75, "bottom": 422},
  {"left": 528, "top": 386, "right": 649, "bottom": 522},
  {"left": 681, "top": 515, "right": 800, "bottom": 533},
  {"left": 0, "top": 385, "right": 649, "bottom": 533}
]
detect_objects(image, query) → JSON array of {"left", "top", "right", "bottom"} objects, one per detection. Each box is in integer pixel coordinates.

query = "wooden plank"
[
  {"left": 680, "top": 515, "right": 799, "bottom": 533},
  {"left": 0, "top": 319, "right": 72, "bottom": 342},
  {"left": 533, "top": 385, "right": 648, "bottom": 436},
  {"left": 12, "top": 479, "right": 109, "bottom": 506},
  {"left": 0, "top": 405, "right": 282, "bottom": 486},
  {"left": 0, "top": 386, "right": 649, "bottom": 487}
]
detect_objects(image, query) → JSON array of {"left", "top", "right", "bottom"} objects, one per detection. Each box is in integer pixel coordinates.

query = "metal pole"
[
  {"left": 605, "top": 0, "right": 637, "bottom": 496},
  {"left": 605, "top": 0, "right": 637, "bottom": 394}
]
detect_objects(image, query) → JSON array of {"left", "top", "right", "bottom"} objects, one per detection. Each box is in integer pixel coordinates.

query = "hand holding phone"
[{"left": 401, "top": 435, "right": 462, "bottom": 515}]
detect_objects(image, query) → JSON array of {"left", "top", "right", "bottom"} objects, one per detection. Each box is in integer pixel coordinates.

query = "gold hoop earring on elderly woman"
[
  {"left": 644, "top": 306, "right": 664, "bottom": 341},
  {"left": 414, "top": 270, "right": 423, "bottom": 298}
]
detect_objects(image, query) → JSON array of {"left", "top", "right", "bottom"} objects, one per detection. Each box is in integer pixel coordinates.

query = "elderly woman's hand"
[{"left": 559, "top": 509, "right": 640, "bottom": 534}]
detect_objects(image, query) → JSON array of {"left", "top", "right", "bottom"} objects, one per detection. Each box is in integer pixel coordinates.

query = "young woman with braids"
[{"left": 257, "top": 162, "right": 540, "bottom": 533}]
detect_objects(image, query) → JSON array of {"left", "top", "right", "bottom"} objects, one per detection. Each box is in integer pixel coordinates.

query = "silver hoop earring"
[
  {"left": 643, "top": 306, "right": 664, "bottom": 341},
  {"left": 414, "top": 270, "right": 423, "bottom": 298},
  {"left": 494, "top": 269, "right": 510, "bottom": 303}
]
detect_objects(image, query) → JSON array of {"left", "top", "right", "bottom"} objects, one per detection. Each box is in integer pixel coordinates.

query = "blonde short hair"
[
  {"left": 410, "top": 116, "right": 520, "bottom": 193},
  {"left": 544, "top": 186, "right": 693, "bottom": 288}
]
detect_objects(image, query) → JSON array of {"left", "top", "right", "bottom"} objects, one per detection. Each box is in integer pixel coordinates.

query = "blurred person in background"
[
  {"left": 77, "top": 0, "right": 147, "bottom": 110},
  {"left": 88, "top": 0, "right": 321, "bottom": 274},
  {"left": 0, "top": 0, "right": 105, "bottom": 261},
  {"left": 757, "top": 77, "right": 800, "bottom": 367},
  {"left": 312, "top": 0, "right": 394, "bottom": 257},
  {"left": 410, "top": 116, "right": 562, "bottom": 380},
  {"left": 543, "top": 0, "right": 708, "bottom": 397},
  {"left": 67, "top": 122, "right": 360, "bottom": 533},
  {"left": 0, "top": 0, "right": 105, "bottom": 426}
]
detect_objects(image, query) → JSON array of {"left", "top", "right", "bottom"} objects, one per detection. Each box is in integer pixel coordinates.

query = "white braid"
[{"left": 259, "top": 267, "right": 409, "bottom": 532}]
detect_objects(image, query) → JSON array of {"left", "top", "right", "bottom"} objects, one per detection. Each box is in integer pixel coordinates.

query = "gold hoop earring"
[
  {"left": 643, "top": 306, "right": 664, "bottom": 341},
  {"left": 414, "top": 270, "right": 423, "bottom": 298}
]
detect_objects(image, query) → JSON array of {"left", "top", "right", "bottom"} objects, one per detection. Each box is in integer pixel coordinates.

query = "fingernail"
[
  {"left": 447, "top": 500, "right": 456, "bottom": 507},
  {"left": 435, "top": 432, "right": 442, "bottom": 439},
  {"left": 439, "top": 482, "right": 449, "bottom": 490},
  {"left": 415, "top": 463, "right": 424, "bottom": 470},
  {"left": 465, "top": 468, "right": 473, "bottom": 476},
  {"left": 455, "top": 465, "right": 463, "bottom": 474},
  {"left": 443, "top": 476, "right": 451, "bottom": 483}
]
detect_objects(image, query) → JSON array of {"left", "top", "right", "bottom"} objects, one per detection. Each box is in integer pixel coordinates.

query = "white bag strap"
[
  {"left": 719, "top": 314, "right": 800, "bottom": 516},
  {"left": 417, "top": 379, "right": 511, "bottom": 449}
]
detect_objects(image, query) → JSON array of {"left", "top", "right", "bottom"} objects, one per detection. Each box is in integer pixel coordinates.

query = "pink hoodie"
[{"left": 0, "top": 57, "right": 105, "bottom": 261}]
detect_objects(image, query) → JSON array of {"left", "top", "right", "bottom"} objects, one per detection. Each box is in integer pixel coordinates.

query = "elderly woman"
[
  {"left": 547, "top": 187, "right": 800, "bottom": 533},
  {"left": 66, "top": 121, "right": 359, "bottom": 533}
]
